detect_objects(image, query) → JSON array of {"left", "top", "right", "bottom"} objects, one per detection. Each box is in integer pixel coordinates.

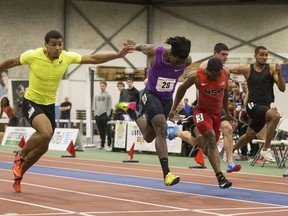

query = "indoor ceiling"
[{"left": 76, "top": 0, "right": 288, "bottom": 6}]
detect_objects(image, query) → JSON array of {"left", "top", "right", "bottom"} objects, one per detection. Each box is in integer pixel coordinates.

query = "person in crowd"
[
  {"left": 126, "top": 77, "right": 140, "bottom": 111},
  {"left": 175, "top": 101, "right": 189, "bottom": 118},
  {"left": 59, "top": 97, "right": 72, "bottom": 128},
  {"left": 117, "top": 36, "right": 192, "bottom": 186},
  {"left": 231, "top": 82, "right": 249, "bottom": 161},
  {"left": 240, "top": 81, "right": 248, "bottom": 95},
  {"left": 0, "top": 30, "right": 134, "bottom": 193},
  {"left": 0, "top": 96, "right": 19, "bottom": 126},
  {"left": 227, "top": 79, "right": 235, "bottom": 116},
  {"left": 169, "top": 57, "right": 234, "bottom": 189},
  {"left": 95, "top": 81, "right": 112, "bottom": 150},
  {"left": 229, "top": 46, "right": 286, "bottom": 162},
  {"left": 0, "top": 69, "right": 9, "bottom": 98},
  {"left": 15, "top": 85, "right": 30, "bottom": 127},
  {"left": 183, "top": 98, "right": 192, "bottom": 115},
  {"left": 114, "top": 81, "right": 129, "bottom": 120}
]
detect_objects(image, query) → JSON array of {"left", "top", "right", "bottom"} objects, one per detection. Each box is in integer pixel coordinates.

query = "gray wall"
[{"left": 1, "top": 0, "right": 287, "bottom": 118}]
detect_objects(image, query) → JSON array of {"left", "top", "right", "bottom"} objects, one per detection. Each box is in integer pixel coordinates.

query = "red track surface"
[{"left": 0, "top": 151, "right": 288, "bottom": 216}]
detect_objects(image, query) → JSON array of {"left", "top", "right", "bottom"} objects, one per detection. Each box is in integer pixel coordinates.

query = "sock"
[
  {"left": 216, "top": 172, "right": 225, "bottom": 181},
  {"left": 160, "top": 158, "right": 170, "bottom": 178},
  {"left": 127, "top": 109, "right": 140, "bottom": 121},
  {"left": 227, "top": 162, "right": 234, "bottom": 167}
]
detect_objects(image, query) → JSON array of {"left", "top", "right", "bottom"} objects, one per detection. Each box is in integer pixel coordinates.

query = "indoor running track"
[{"left": 0, "top": 151, "right": 287, "bottom": 216}]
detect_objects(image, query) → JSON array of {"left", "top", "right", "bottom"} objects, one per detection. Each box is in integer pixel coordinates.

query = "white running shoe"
[{"left": 260, "top": 148, "right": 276, "bottom": 163}]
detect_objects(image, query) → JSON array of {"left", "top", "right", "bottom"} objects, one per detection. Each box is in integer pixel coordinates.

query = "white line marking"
[
  {"left": 0, "top": 179, "right": 190, "bottom": 212},
  {"left": 194, "top": 206, "right": 288, "bottom": 216},
  {"left": 0, "top": 197, "right": 76, "bottom": 215},
  {"left": 79, "top": 209, "right": 189, "bottom": 215}
]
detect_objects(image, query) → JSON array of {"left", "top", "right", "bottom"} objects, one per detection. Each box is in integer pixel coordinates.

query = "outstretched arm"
[
  {"left": 124, "top": 40, "right": 156, "bottom": 56},
  {"left": 0, "top": 56, "right": 21, "bottom": 70},
  {"left": 271, "top": 63, "right": 286, "bottom": 92},
  {"left": 168, "top": 73, "right": 197, "bottom": 122},
  {"left": 80, "top": 45, "right": 134, "bottom": 64},
  {"left": 229, "top": 64, "right": 250, "bottom": 80},
  {"left": 124, "top": 40, "right": 156, "bottom": 67}
]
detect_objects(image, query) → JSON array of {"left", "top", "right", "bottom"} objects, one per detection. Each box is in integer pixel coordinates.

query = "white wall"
[
  {"left": 56, "top": 79, "right": 287, "bottom": 120},
  {"left": 56, "top": 79, "right": 197, "bottom": 120}
]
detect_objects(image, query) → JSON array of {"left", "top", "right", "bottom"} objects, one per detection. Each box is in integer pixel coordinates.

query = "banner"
[
  {"left": 1, "top": 127, "right": 35, "bottom": 146},
  {"left": 126, "top": 122, "right": 182, "bottom": 153},
  {"left": 114, "top": 120, "right": 127, "bottom": 149},
  {"left": 49, "top": 128, "right": 84, "bottom": 151},
  {"left": 1, "top": 127, "right": 84, "bottom": 151}
]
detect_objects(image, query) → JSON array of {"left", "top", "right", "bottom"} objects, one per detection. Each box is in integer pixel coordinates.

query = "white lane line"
[
  {"left": 194, "top": 206, "right": 288, "bottom": 216},
  {"left": 0, "top": 179, "right": 190, "bottom": 212},
  {"left": 0, "top": 197, "right": 76, "bottom": 215}
]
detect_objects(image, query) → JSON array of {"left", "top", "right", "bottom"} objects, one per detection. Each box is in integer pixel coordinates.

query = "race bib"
[
  {"left": 156, "top": 77, "right": 176, "bottom": 92},
  {"left": 195, "top": 113, "right": 204, "bottom": 123}
]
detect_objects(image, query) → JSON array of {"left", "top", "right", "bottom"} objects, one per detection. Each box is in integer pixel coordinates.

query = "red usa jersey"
[{"left": 196, "top": 67, "right": 227, "bottom": 114}]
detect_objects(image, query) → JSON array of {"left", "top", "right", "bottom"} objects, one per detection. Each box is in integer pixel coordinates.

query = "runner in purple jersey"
[
  {"left": 118, "top": 37, "right": 192, "bottom": 186},
  {"left": 145, "top": 46, "right": 185, "bottom": 100}
]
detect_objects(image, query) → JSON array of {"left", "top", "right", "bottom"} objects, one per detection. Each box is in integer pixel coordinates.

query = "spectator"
[
  {"left": 114, "top": 81, "right": 129, "bottom": 120},
  {"left": 183, "top": 98, "right": 192, "bottom": 115},
  {"left": 15, "top": 86, "right": 30, "bottom": 127},
  {"left": 95, "top": 81, "right": 112, "bottom": 150},
  {"left": 0, "top": 69, "right": 9, "bottom": 98},
  {"left": 176, "top": 101, "right": 189, "bottom": 118},
  {"left": 59, "top": 97, "right": 72, "bottom": 128},
  {"left": 127, "top": 77, "right": 139, "bottom": 110},
  {"left": 231, "top": 82, "right": 248, "bottom": 161}
]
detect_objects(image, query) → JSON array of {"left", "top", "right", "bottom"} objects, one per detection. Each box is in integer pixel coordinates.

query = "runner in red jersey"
[{"left": 169, "top": 57, "right": 235, "bottom": 189}]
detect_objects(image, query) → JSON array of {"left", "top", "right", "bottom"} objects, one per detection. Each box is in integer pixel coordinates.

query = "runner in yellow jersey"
[{"left": 0, "top": 30, "right": 134, "bottom": 193}]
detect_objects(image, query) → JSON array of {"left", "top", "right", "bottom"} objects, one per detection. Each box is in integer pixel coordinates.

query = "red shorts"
[{"left": 193, "top": 107, "right": 221, "bottom": 142}]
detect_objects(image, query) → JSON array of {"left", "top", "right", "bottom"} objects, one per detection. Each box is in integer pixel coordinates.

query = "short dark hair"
[
  {"left": 127, "top": 77, "right": 134, "bottom": 82},
  {"left": 207, "top": 57, "right": 223, "bottom": 74},
  {"left": 100, "top": 81, "right": 107, "bottom": 86},
  {"left": 117, "top": 81, "right": 125, "bottom": 87},
  {"left": 255, "top": 46, "right": 267, "bottom": 54},
  {"left": 214, "top": 43, "right": 229, "bottom": 53},
  {"left": 45, "top": 30, "right": 63, "bottom": 43},
  {"left": 165, "top": 36, "right": 191, "bottom": 59}
]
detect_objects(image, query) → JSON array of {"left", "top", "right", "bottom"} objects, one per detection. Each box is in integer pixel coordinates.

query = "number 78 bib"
[{"left": 156, "top": 77, "right": 176, "bottom": 92}]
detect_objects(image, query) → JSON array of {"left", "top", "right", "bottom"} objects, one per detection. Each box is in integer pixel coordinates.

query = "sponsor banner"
[
  {"left": 1, "top": 127, "right": 83, "bottom": 151},
  {"left": 126, "top": 122, "right": 182, "bottom": 153},
  {"left": 1, "top": 127, "right": 35, "bottom": 146},
  {"left": 114, "top": 120, "right": 127, "bottom": 149},
  {"left": 49, "top": 128, "right": 84, "bottom": 151}
]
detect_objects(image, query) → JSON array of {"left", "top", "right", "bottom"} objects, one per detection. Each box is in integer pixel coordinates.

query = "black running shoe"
[
  {"left": 177, "top": 116, "right": 193, "bottom": 126},
  {"left": 218, "top": 176, "right": 232, "bottom": 189}
]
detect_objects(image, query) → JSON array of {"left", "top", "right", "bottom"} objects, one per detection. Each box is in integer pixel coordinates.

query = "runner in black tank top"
[{"left": 229, "top": 46, "right": 286, "bottom": 162}]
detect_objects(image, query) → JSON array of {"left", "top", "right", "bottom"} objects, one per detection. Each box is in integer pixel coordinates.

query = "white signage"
[
  {"left": 114, "top": 121, "right": 127, "bottom": 149},
  {"left": 1, "top": 127, "right": 83, "bottom": 151},
  {"left": 126, "top": 122, "right": 182, "bottom": 153}
]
